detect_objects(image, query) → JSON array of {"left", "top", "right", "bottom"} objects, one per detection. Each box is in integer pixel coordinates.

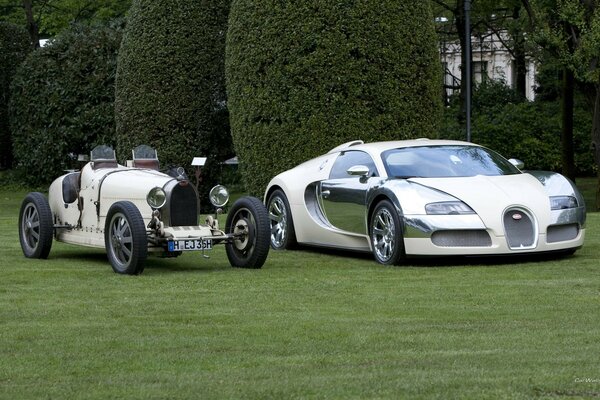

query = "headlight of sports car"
[
  {"left": 550, "top": 195, "right": 578, "bottom": 210},
  {"left": 209, "top": 185, "right": 229, "bottom": 207},
  {"left": 147, "top": 187, "right": 167, "bottom": 209},
  {"left": 425, "top": 201, "right": 475, "bottom": 215}
]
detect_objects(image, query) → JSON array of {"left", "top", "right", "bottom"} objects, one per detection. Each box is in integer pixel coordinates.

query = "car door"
[{"left": 319, "top": 150, "right": 379, "bottom": 234}]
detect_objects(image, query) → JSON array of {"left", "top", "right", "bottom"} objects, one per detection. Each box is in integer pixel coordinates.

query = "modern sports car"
[
  {"left": 19, "top": 145, "right": 270, "bottom": 274},
  {"left": 264, "top": 139, "right": 586, "bottom": 264}
]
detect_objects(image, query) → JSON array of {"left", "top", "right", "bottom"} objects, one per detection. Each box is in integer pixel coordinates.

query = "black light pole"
[{"left": 465, "top": 0, "right": 472, "bottom": 142}]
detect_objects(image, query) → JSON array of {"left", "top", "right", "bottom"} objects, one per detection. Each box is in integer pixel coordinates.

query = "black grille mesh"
[
  {"left": 170, "top": 183, "right": 198, "bottom": 226},
  {"left": 504, "top": 209, "right": 535, "bottom": 249}
]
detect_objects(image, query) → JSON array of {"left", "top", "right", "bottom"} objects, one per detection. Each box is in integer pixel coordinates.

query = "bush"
[
  {"left": 226, "top": 1, "right": 442, "bottom": 195},
  {"left": 0, "top": 22, "right": 31, "bottom": 170},
  {"left": 115, "top": 0, "right": 232, "bottom": 207},
  {"left": 9, "top": 21, "right": 123, "bottom": 185},
  {"left": 439, "top": 81, "right": 594, "bottom": 175}
]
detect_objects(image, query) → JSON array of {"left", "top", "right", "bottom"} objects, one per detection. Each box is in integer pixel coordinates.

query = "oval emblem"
[{"left": 512, "top": 213, "right": 523, "bottom": 221}]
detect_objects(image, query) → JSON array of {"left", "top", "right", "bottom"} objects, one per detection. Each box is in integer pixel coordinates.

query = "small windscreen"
[
  {"left": 132, "top": 145, "right": 158, "bottom": 160},
  {"left": 90, "top": 145, "right": 116, "bottom": 161}
]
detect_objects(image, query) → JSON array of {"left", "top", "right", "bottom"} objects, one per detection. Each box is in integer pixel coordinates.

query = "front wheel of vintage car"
[
  {"left": 105, "top": 201, "right": 147, "bottom": 275},
  {"left": 19, "top": 192, "right": 54, "bottom": 259},
  {"left": 225, "top": 196, "right": 270, "bottom": 269},
  {"left": 370, "top": 200, "right": 405, "bottom": 265},
  {"left": 267, "top": 189, "right": 297, "bottom": 250}
]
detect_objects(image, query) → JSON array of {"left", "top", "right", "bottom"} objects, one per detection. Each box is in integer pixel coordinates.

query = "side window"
[{"left": 329, "top": 151, "right": 378, "bottom": 179}]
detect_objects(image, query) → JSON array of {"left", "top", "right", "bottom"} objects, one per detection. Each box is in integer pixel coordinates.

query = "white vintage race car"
[
  {"left": 265, "top": 139, "right": 586, "bottom": 264},
  {"left": 19, "top": 145, "right": 270, "bottom": 274}
]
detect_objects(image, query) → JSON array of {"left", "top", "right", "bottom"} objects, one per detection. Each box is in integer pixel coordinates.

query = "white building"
[{"left": 440, "top": 30, "right": 537, "bottom": 101}]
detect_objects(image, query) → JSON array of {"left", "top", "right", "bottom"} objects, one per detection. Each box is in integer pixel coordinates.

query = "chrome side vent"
[
  {"left": 547, "top": 224, "right": 579, "bottom": 243},
  {"left": 431, "top": 230, "right": 492, "bottom": 247}
]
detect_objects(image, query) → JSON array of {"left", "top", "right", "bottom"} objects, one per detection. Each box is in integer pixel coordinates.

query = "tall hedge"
[
  {"left": 9, "top": 22, "right": 123, "bottom": 185},
  {"left": 226, "top": 1, "right": 442, "bottom": 195},
  {"left": 115, "top": 0, "right": 232, "bottom": 203},
  {"left": 0, "top": 22, "right": 31, "bottom": 170}
]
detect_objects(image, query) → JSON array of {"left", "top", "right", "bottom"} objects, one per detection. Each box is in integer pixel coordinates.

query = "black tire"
[
  {"left": 19, "top": 192, "right": 54, "bottom": 259},
  {"left": 225, "top": 196, "right": 270, "bottom": 268},
  {"left": 370, "top": 200, "right": 405, "bottom": 265},
  {"left": 266, "top": 189, "right": 297, "bottom": 250},
  {"left": 104, "top": 201, "right": 147, "bottom": 275}
]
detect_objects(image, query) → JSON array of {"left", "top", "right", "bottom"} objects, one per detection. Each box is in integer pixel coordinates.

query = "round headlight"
[
  {"left": 209, "top": 185, "right": 229, "bottom": 207},
  {"left": 147, "top": 187, "right": 167, "bottom": 209}
]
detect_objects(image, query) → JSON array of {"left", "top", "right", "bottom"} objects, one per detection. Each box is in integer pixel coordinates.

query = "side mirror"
[
  {"left": 508, "top": 158, "right": 524, "bottom": 170},
  {"left": 347, "top": 165, "right": 370, "bottom": 177}
]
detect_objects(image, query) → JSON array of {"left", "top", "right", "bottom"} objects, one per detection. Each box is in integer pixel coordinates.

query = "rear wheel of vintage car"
[
  {"left": 105, "top": 201, "right": 147, "bottom": 275},
  {"left": 266, "top": 189, "right": 297, "bottom": 250},
  {"left": 370, "top": 200, "right": 405, "bottom": 265},
  {"left": 19, "top": 192, "right": 54, "bottom": 259},
  {"left": 225, "top": 196, "right": 270, "bottom": 268}
]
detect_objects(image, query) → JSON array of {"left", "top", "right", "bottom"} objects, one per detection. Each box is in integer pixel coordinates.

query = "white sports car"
[
  {"left": 19, "top": 145, "right": 270, "bottom": 274},
  {"left": 265, "top": 139, "right": 586, "bottom": 264}
]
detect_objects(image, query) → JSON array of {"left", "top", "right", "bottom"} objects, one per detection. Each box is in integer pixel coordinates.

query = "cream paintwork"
[{"left": 265, "top": 139, "right": 586, "bottom": 257}]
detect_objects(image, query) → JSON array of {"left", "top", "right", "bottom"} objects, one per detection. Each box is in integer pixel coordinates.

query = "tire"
[
  {"left": 225, "top": 196, "right": 270, "bottom": 268},
  {"left": 266, "top": 189, "right": 297, "bottom": 250},
  {"left": 19, "top": 192, "right": 54, "bottom": 259},
  {"left": 370, "top": 200, "right": 405, "bottom": 265},
  {"left": 104, "top": 201, "right": 147, "bottom": 275}
]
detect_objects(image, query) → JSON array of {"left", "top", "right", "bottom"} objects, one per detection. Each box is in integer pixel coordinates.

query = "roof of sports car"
[{"left": 327, "top": 139, "right": 481, "bottom": 155}]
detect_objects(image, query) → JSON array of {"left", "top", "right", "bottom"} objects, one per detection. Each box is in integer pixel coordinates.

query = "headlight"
[
  {"left": 550, "top": 196, "right": 578, "bottom": 210},
  {"left": 209, "top": 185, "right": 229, "bottom": 207},
  {"left": 147, "top": 187, "right": 167, "bottom": 209},
  {"left": 425, "top": 201, "right": 475, "bottom": 215}
]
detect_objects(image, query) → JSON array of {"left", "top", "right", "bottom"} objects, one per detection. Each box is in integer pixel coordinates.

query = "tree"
[
  {"left": 227, "top": 0, "right": 442, "bottom": 195},
  {"left": 115, "top": 0, "right": 232, "bottom": 206},
  {"left": 9, "top": 22, "right": 123, "bottom": 185},
  {"left": 0, "top": 21, "right": 30, "bottom": 169}
]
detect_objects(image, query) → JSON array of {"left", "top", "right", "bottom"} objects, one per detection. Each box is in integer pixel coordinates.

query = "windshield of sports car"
[{"left": 382, "top": 145, "right": 521, "bottom": 178}]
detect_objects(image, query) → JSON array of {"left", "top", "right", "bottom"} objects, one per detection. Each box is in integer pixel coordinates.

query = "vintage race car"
[
  {"left": 19, "top": 145, "right": 270, "bottom": 274},
  {"left": 265, "top": 139, "right": 586, "bottom": 264}
]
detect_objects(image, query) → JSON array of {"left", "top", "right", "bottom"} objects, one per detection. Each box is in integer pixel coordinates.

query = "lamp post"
[{"left": 465, "top": 0, "right": 472, "bottom": 142}]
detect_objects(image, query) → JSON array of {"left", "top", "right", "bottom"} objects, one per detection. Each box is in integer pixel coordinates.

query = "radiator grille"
[
  {"left": 504, "top": 209, "right": 535, "bottom": 249},
  {"left": 547, "top": 224, "right": 579, "bottom": 243},
  {"left": 431, "top": 230, "right": 492, "bottom": 247},
  {"left": 169, "top": 183, "right": 198, "bottom": 226}
]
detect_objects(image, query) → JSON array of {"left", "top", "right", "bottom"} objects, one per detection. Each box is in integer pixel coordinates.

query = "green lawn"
[{"left": 1, "top": 186, "right": 599, "bottom": 399}]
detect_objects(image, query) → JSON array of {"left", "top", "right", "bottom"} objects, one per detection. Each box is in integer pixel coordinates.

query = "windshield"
[{"left": 381, "top": 145, "right": 521, "bottom": 178}]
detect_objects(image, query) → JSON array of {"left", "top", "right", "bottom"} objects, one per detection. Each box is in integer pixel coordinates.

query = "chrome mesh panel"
[
  {"left": 431, "top": 230, "right": 492, "bottom": 247},
  {"left": 547, "top": 224, "right": 579, "bottom": 243},
  {"left": 504, "top": 209, "right": 535, "bottom": 249}
]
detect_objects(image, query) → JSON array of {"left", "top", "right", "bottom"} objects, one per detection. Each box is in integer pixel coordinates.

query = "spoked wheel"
[
  {"left": 267, "top": 189, "right": 296, "bottom": 250},
  {"left": 104, "top": 201, "right": 147, "bottom": 275},
  {"left": 225, "top": 196, "right": 270, "bottom": 269},
  {"left": 370, "top": 200, "right": 405, "bottom": 265},
  {"left": 18, "top": 192, "right": 54, "bottom": 259}
]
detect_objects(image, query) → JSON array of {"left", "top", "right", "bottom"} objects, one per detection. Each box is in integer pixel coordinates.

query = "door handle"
[{"left": 322, "top": 190, "right": 330, "bottom": 199}]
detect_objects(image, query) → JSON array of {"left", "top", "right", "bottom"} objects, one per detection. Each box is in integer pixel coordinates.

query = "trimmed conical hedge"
[
  {"left": 226, "top": 1, "right": 442, "bottom": 195},
  {"left": 115, "top": 0, "right": 232, "bottom": 203}
]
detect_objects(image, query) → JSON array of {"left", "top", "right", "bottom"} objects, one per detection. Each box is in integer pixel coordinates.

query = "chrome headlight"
[
  {"left": 147, "top": 187, "right": 167, "bottom": 209},
  {"left": 209, "top": 185, "right": 229, "bottom": 207},
  {"left": 550, "top": 196, "right": 578, "bottom": 210},
  {"left": 425, "top": 201, "right": 475, "bottom": 215}
]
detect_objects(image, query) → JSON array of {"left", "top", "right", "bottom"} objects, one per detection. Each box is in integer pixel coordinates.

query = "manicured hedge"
[
  {"left": 115, "top": 0, "right": 232, "bottom": 206},
  {"left": 226, "top": 1, "right": 442, "bottom": 195},
  {"left": 0, "top": 22, "right": 31, "bottom": 169},
  {"left": 9, "top": 22, "right": 123, "bottom": 185}
]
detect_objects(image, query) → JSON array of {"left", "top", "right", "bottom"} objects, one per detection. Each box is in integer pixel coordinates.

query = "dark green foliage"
[
  {"left": 226, "top": 1, "right": 442, "bottom": 195},
  {"left": 115, "top": 0, "right": 232, "bottom": 208},
  {"left": 0, "top": 22, "right": 31, "bottom": 169},
  {"left": 9, "top": 21, "right": 123, "bottom": 185},
  {"left": 439, "top": 81, "right": 594, "bottom": 176}
]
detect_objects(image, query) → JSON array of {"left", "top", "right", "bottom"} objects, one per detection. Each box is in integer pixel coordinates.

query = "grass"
[{"left": 1, "top": 185, "right": 600, "bottom": 399}]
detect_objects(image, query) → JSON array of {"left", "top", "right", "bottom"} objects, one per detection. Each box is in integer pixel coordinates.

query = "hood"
[{"left": 410, "top": 174, "right": 552, "bottom": 235}]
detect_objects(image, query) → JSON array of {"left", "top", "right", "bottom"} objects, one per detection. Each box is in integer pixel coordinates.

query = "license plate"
[{"left": 168, "top": 239, "right": 212, "bottom": 252}]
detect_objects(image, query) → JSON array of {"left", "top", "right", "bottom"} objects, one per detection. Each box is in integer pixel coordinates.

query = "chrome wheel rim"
[
  {"left": 108, "top": 212, "right": 133, "bottom": 269},
  {"left": 231, "top": 207, "right": 256, "bottom": 255},
  {"left": 21, "top": 203, "right": 41, "bottom": 251},
  {"left": 372, "top": 207, "right": 396, "bottom": 263},
  {"left": 268, "top": 196, "right": 287, "bottom": 248}
]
